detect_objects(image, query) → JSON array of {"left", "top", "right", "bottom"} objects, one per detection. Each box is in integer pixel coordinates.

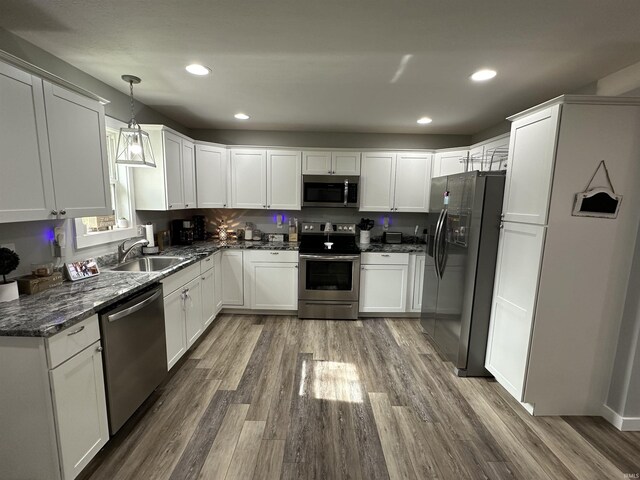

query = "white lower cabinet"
[
  {"left": 485, "top": 222, "right": 546, "bottom": 400},
  {"left": 161, "top": 263, "right": 203, "bottom": 370},
  {"left": 201, "top": 257, "right": 216, "bottom": 328},
  {"left": 359, "top": 253, "right": 409, "bottom": 313},
  {"left": 49, "top": 341, "right": 109, "bottom": 479},
  {"left": 221, "top": 250, "right": 244, "bottom": 306},
  {"left": 407, "top": 253, "right": 428, "bottom": 312},
  {"left": 184, "top": 276, "right": 203, "bottom": 348},
  {"left": 244, "top": 250, "right": 298, "bottom": 310},
  {"left": 0, "top": 315, "right": 108, "bottom": 480},
  {"left": 214, "top": 252, "right": 223, "bottom": 313},
  {"left": 163, "top": 287, "right": 187, "bottom": 370}
]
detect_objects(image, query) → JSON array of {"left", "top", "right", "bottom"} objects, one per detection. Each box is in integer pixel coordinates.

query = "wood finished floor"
[{"left": 81, "top": 315, "right": 640, "bottom": 480}]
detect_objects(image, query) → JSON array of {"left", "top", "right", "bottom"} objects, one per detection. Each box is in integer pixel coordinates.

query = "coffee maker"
[
  {"left": 171, "top": 219, "right": 194, "bottom": 245},
  {"left": 192, "top": 215, "right": 206, "bottom": 241}
]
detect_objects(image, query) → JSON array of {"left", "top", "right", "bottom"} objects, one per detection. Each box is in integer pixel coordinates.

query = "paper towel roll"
[{"left": 143, "top": 224, "right": 155, "bottom": 247}]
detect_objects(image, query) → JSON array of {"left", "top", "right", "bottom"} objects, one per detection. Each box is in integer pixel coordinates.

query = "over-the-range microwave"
[{"left": 302, "top": 175, "right": 359, "bottom": 207}]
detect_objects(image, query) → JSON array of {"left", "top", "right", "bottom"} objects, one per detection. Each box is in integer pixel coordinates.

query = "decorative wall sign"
[
  {"left": 572, "top": 160, "right": 622, "bottom": 219},
  {"left": 65, "top": 258, "right": 100, "bottom": 281}
]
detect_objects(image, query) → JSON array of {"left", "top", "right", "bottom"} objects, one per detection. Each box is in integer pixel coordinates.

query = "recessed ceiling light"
[
  {"left": 471, "top": 69, "right": 497, "bottom": 82},
  {"left": 234, "top": 113, "right": 250, "bottom": 120},
  {"left": 417, "top": 117, "right": 433, "bottom": 125},
  {"left": 185, "top": 64, "right": 211, "bottom": 76}
]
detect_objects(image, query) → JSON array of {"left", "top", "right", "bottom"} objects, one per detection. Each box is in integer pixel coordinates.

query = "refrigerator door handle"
[
  {"left": 438, "top": 209, "right": 449, "bottom": 277},
  {"left": 434, "top": 208, "right": 445, "bottom": 278}
]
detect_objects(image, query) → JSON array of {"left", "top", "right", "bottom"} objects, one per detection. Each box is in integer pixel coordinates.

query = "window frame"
[{"left": 74, "top": 116, "right": 138, "bottom": 249}]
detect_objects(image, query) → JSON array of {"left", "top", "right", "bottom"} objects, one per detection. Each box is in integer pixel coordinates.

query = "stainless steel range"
[{"left": 298, "top": 222, "right": 361, "bottom": 320}]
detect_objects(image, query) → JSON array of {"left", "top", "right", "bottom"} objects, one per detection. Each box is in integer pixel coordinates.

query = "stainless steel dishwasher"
[{"left": 99, "top": 284, "right": 167, "bottom": 435}]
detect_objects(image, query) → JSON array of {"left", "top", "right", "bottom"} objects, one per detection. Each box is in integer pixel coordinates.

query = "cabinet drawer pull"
[
  {"left": 67, "top": 325, "right": 85, "bottom": 336},
  {"left": 381, "top": 254, "right": 390, "bottom": 257},
  {"left": 185, "top": 204, "right": 189, "bottom": 207},
  {"left": 51, "top": 210, "right": 58, "bottom": 216},
  {"left": 205, "top": 257, "right": 211, "bottom": 261},
  {"left": 270, "top": 252, "right": 279, "bottom": 255},
  {"left": 59, "top": 209, "right": 67, "bottom": 215}
]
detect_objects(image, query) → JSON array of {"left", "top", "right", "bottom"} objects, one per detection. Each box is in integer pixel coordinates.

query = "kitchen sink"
[{"left": 110, "top": 256, "right": 187, "bottom": 273}]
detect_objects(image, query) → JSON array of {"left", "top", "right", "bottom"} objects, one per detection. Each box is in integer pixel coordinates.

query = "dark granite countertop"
[
  {"left": 357, "top": 242, "right": 427, "bottom": 253},
  {"left": 0, "top": 240, "right": 299, "bottom": 338}
]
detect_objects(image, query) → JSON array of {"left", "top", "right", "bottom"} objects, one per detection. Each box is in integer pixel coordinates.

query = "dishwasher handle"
[{"left": 105, "top": 288, "right": 163, "bottom": 322}]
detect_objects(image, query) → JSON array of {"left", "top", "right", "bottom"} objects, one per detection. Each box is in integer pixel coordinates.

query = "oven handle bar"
[{"left": 299, "top": 254, "right": 361, "bottom": 261}]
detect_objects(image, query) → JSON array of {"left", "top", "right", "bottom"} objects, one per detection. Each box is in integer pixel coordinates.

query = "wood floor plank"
[
  {"left": 216, "top": 324, "right": 263, "bottom": 389},
  {"left": 245, "top": 318, "right": 289, "bottom": 420},
  {"left": 251, "top": 440, "right": 285, "bottom": 480},
  {"left": 168, "top": 390, "right": 236, "bottom": 480},
  {"left": 196, "top": 403, "right": 249, "bottom": 480},
  {"left": 369, "top": 392, "right": 417, "bottom": 480},
  {"left": 224, "top": 421, "right": 266, "bottom": 480},
  {"left": 283, "top": 353, "right": 315, "bottom": 464},
  {"left": 563, "top": 416, "right": 640, "bottom": 474},
  {"left": 392, "top": 406, "right": 438, "bottom": 479},
  {"left": 231, "top": 328, "right": 273, "bottom": 403}
]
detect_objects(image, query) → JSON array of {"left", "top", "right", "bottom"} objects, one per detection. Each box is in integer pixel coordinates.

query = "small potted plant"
[{"left": 0, "top": 247, "right": 20, "bottom": 302}]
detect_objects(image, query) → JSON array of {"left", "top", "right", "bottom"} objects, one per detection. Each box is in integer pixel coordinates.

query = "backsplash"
[{"left": 0, "top": 208, "right": 432, "bottom": 279}]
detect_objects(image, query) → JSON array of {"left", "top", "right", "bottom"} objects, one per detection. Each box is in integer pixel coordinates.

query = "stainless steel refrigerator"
[{"left": 420, "top": 171, "right": 505, "bottom": 376}]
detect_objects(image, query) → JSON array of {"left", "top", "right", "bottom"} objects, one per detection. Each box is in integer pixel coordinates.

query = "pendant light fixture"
[{"left": 115, "top": 75, "right": 156, "bottom": 168}]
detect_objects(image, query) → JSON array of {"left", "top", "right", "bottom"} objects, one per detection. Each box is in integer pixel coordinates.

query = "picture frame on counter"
[{"left": 65, "top": 258, "right": 100, "bottom": 281}]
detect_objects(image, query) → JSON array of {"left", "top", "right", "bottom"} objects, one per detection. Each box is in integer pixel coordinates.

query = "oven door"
[
  {"left": 299, "top": 254, "right": 360, "bottom": 301},
  {"left": 302, "top": 175, "right": 359, "bottom": 207}
]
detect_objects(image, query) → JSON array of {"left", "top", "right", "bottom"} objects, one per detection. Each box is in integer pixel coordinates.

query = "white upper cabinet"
[
  {"left": 502, "top": 106, "right": 560, "bottom": 225},
  {"left": 182, "top": 139, "right": 196, "bottom": 208},
  {"left": 231, "top": 148, "right": 301, "bottom": 210},
  {"left": 360, "top": 151, "right": 432, "bottom": 212},
  {"left": 196, "top": 144, "right": 229, "bottom": 208},
  {"left": 302, "top": 151, "right": 361, "bottom": 175},
  {"left": 267, "top": 150, "right": 301, "bottom": 209},
  {"left": 360, "top": 152, "right": 396, "bottom": 211},
  {"left": 432, "top": 149, "right": 468, "bottom": 178},
  {"left": 44, "top": 82, "right": 111, "bottom": 218},
  {"left": 230, "top": 149, "right": 268, "bottom": 209},
  {"left": 164, "top": 131, "right": 185, "bottom": 210},
  {"left": 133, "top": 127, "right": 197, "bottom": 211},
  {"left": 0, "top": 62, "right": 56, "bottom": 223},
  {"left": 393, "top": 152, "right": 432, "bottom": 212},
  {"left": 332, "top": 151, "right": 361, "bottom": 175},
  {"left": 302, "top": 151, "right": 332, "bottom": 175},
  {"left": 0, "top": 60, "right": 111, "bottom": 223}
]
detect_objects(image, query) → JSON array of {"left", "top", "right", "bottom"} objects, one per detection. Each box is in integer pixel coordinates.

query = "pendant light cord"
[{"left": 129, "top": 80, "right": 136, "bottom": 126}]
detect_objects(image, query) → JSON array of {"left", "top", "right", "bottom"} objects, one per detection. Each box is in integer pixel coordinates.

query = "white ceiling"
[{"left": 3, "top": 0, "right": 640, "bottom": 134}]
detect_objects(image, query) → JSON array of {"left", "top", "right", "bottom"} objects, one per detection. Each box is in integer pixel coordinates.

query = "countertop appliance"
[
  {"left": 382, "top": 231, "right": 402, "bottom": 244},
  {"left": 99, "top": 284, "right": 167, "bottom": 434},
  {"left": 171, "top": 219, "right": 194, "bottom": 245},
  {"left": 298, "top": 222, "right": 360, "bottom": 319},
  {"left": 302, "top": 175, "right": 359, "bottom": 208},
  {"left": 421, "top": 171, "right": 505, "bottom": 376}
]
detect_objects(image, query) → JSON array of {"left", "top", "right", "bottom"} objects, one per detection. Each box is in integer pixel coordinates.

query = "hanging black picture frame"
[{"left": 572, "top": 160, "right": 622, "bottom": 219}]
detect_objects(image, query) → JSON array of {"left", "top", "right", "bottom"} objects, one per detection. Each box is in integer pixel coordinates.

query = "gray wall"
[
  {"left": 606, "top": 219, "right": 640, "bottom": 418},
  {"left": 0, "top": 27, "right": 189, "bottom": 134},
  {"left": 191, "top": 129, "right": 470, "bottom": 150},
  {"left": 470, "top": 121, "right": 511, "bottom": 145}
]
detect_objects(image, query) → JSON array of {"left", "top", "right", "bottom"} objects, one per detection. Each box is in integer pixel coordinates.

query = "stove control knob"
[
  {"left": 304, "top": 225, "right": 308, "bottom": 230},
  {"left": 309, "top": 225, "right": 314, "bottom": 230},
  {"left": 348, "top": 226, "right": 353, "bottom": 231}
]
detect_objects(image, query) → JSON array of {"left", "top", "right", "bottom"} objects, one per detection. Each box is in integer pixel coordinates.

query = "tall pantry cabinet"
[{"left": 485, "top": 96, "right": 640, "bottom": 416}]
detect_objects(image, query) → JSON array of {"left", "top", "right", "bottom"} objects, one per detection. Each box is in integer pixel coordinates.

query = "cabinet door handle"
[
  {"left": 202, "top": 276, "right": 205, "bottom": 280},
  {"left": 328, "top": 170, "right": 332, "bottom": 174},
  {"left": 59, "top": 209, "right": 66, "bottom": 215},
  {"left": 263, "top": 205, "right": 267, "bottom": 208},
  {"left": 67, "top": 325, "right": 85, "bottom": 336},
  {"left": 185, "top": 204, "right": 189, "bottom": 207},
  {"left": 382, "top": 254, "right": 390, "bottom": 257},
  {"left": 223, "top": 204, "right": 227, "bottom": 207},
  {"left": 169, "top": 204, "right": 173, "bottom": 209},
  {"left": 51, "top": 210, "right": 58, "bottom": 216},
  {"left": 96, "top": 346, "right": 103, "bottom": 352}
]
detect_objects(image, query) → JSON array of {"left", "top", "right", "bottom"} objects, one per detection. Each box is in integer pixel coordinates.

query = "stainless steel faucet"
[{"left": 117, "top": 237, "right": 149, "bottom": 264}]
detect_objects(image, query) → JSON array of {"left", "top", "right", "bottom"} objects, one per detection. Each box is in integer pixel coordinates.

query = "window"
[{"left": 74, "top": 117, "right": 138, "bottom": 248}]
